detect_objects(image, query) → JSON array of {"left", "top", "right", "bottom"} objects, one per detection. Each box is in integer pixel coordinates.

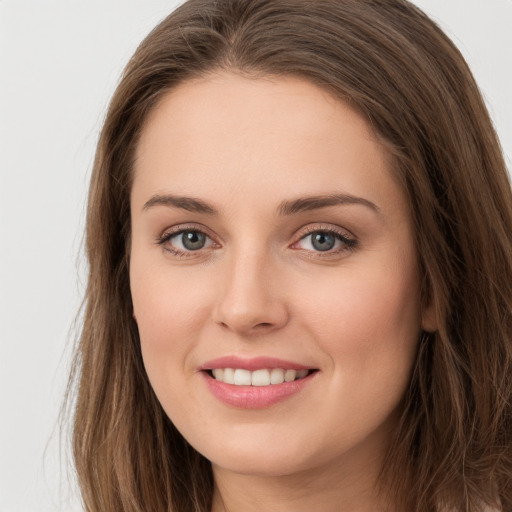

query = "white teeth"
[
  {"left": 210, "top": 367, "right": 311, "bottom": 386},
  {"left": 296, "top": 369, "right": 309, "bottom": 379},
  {"left": 223, "top": 368, "right": 235, "bottom": 384},
  {"left": 270, "top": 368, "right": 285, "bottom": 384},
  {"left": 284, "top": 369, "right": 296, "bottom": 382},
  {"left": 234, "top": 369, "right": 251, "bottom": 386},
  {"left": 251, "top": 369, "right": 270, "bottom": 386},
  {"left": 212, "top": 369, "right": 224, "bottom": 381}
]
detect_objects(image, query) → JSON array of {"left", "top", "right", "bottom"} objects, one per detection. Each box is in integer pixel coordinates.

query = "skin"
[{"left": 130, "top": 72, "right": 436, "bottom": 512}]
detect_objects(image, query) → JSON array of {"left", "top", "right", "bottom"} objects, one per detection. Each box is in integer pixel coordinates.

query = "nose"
[{"left": 212, "top": 250, "right": 289, "bottom": 336}]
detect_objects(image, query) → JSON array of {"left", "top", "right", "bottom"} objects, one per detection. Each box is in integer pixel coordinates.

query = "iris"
[
  {"left": 311, "top": 232, "right": 336, "bottom": 251},
  {"left": 181, "top": 231, "right": 206, "bottom": 250}
]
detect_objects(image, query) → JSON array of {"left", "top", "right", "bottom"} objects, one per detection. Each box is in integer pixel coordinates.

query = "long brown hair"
[{"left": 68, "top": 1, "right": 512, "bottom": 510}]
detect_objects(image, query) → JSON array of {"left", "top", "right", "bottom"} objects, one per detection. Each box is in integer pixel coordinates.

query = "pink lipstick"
[{"left": 200, "top": 356, "right": 318, "bottom": 409}]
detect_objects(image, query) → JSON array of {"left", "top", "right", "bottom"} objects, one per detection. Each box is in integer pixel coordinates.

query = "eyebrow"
[
  {"left": 142, "top": 193, "right": 379, "bottom": 216},
  {"left": 143, "top": 194, "right": 218, "bottom": 215},
  {"left": 277, "top": 194, "right": 380, "bottom": 215}
]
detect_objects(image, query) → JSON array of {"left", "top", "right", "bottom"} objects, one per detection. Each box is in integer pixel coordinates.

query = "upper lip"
[{"left": 200, "top": 356, "right": 315, "bottom": 371}]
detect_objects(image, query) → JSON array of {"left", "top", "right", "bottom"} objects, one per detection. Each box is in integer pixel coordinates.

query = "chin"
[
  {"left": 188, "top": 427, "right": 315, "bottom": 477},
  {"left": 209, "top": 449, "right": 315, "bottom": 478}
]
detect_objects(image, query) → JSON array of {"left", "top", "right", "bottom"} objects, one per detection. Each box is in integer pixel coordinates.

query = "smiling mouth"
[{"left": 205, "top": 368, "right": 317, "bottom": 386}]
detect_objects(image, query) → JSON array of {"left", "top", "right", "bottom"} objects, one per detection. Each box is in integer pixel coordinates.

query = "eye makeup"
[{"left": 155, "top": 221, "right": 358, "bottom": 260}]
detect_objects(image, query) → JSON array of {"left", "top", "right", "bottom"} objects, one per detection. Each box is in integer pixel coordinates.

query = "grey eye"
[
  {"left": 310, "top": 232, "right": 336, "bottom": 251},
  {"left": 294, "top": 229, "right": 355, "bottom": 253},
  {"left": 159, "top": 227, "right": 216, "bottom": 255},
  {"left": 180, "top": 231, "right": 207, "bottom": 250}
]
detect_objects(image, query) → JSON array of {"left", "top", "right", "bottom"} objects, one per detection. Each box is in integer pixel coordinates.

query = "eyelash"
[
  {"left": 156, "top": 224, "right": 217, "bottom": 258},
  {"left": 156, "top": 224, "right": 357, "bottom": 258},
  {"left": 293, "top": 225, "right": 357, "bottom": 257}
]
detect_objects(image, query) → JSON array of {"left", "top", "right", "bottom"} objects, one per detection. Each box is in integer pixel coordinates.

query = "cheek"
[
  {"left": 130, "top": 262, "right": 221, "bottom": 428},
  {"left": 129, "top": 255, "right": 214, "bottom": 397},
  {"left": 131, "top": 257, "right": 210, "bottom": 336},
  {"left": 297, "top": 252, "right": 422, "bottom": 387}
]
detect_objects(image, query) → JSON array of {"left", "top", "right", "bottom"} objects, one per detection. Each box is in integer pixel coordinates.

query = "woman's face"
[{"left": 130, "top": 72, "right": 432, "bottom": 481}]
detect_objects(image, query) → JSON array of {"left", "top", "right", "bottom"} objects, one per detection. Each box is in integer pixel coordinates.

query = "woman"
[{"left": 69, "top": 0, "right": 512, "bottom": 510}]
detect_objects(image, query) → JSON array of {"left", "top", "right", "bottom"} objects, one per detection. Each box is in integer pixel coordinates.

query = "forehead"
[{"left": 132, "top": 72, "right": 405, "bottom": 218}]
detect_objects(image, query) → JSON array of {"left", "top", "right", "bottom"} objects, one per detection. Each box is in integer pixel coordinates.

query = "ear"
[{"left": 421, "top": 300, "right": 437, "bottom": 333}]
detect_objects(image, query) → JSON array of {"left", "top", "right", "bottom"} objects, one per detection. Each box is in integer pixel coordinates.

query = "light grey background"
[{"left": 1, "top": 1, "right": 511, "bottom": 511}]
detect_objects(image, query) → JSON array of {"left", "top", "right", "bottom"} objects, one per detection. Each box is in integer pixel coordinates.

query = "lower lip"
[{"left": 201, "top": 371, "right": 316, "bottom": 409}]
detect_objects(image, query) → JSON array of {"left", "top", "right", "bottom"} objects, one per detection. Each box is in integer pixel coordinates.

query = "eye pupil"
[
  {"left": 311, "top": 232, "right": 335, "bottom": 251},
  {"left": 182, "top": 231, "right": 206, "bottom": 250}
]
